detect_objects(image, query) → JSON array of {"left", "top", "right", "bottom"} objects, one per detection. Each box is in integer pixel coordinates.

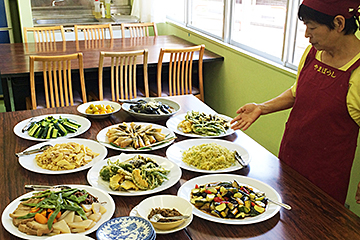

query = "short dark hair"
[{"left": 298, "top": 4, "right": 359, "bottom": 35}]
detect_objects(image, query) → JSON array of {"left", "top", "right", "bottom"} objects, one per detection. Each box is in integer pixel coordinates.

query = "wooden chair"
[
  {"left": 98, "top": 49, "right": 149, "bottom": 101},
  {"left": 29, "top": 53, "right": 87, "bottom": 109},
  {"left": 156, "top": 45, "right": 205, "bottom": 101},
  {"left": 121, "top": 22, "right": 158, "bottom": 38},
  {"left": 23, "top": 26, "right": 65, "bottom": 43},
  {"left": 74, "top": 24, "right": 113, "bottom": 41}
]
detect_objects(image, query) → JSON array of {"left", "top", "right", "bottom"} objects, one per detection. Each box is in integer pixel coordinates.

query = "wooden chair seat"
[
  {"left": 156, "top": 45, "right": 205, "bottom": 101},
  {"left": 29, "top": 53, "right": 87, "bottom": 109},
  {"left": 98, "top": 50, "right": 149, "bottom": 101},
  {"left": 121, "top": 22, "right": 158, "bottom": 38}
]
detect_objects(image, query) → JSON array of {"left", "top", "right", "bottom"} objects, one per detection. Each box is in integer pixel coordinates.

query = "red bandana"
[{"left": 302, "top": 0, "right": 360, "bottom": 18}]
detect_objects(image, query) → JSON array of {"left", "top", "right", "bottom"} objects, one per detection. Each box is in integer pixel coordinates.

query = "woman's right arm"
[{"left": 230, "top": 88, "right": 295, "bottom": 131}]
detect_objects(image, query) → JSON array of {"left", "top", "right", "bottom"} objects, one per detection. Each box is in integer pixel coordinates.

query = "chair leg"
[{"left": 25, "top": 97, "right": 33, "bottom": 110}]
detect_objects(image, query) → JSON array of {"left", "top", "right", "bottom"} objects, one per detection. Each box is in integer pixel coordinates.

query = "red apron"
[{"left": 279, "top": 47, "right": 360, "bottom": 204}]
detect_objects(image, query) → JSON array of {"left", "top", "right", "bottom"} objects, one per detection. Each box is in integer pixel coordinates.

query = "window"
[
  {"left": 231, "top": 0, "right": 287, "bottom": 61},
  {"left": 189, "top": 0, "right": 224, "bottom": 38},
  {"left": 166, "top": 0, "right": 186, "bottom": 23},
  {"left": 166, "top": 0, "right": 308, "bottom": 70}
]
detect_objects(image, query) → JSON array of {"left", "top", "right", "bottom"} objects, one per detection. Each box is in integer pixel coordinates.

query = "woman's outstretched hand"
[{"left": 230, "top": 103, "right": 262, "bottom": 131}]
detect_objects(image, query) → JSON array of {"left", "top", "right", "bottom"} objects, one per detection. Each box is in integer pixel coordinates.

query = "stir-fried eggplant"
[
  {"left": 129, "top": 100, "right": 175, "bottom": 115},
  {"left": 190, "top": 180, "right": 268, "bottom": 219}
]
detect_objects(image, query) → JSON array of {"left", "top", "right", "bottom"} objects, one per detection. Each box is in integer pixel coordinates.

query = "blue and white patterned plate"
[{"left": 96, "top": 216, "right": 156, "bottom": 240}]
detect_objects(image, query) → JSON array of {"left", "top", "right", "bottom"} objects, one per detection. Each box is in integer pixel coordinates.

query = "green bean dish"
[
  {"left": 99, "top": 155, "right": 170, "bottom": 191},
  {"left": 177, "top": 111, "right": 231, "bottom": 136}
]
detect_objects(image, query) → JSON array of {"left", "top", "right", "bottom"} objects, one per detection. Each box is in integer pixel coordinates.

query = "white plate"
[
  {"left": 46, "top": 234, "right": 95, "bottom": 240},
  {"left": 14, "top": 114, "right": 91, "bottom": 141},
  {"left": 1, "top": 185, "right": 115, "bottom": 240},
  {"left": 87, "top": 153, "right": 182, "bottom": 196},
  {"left": 77, "top": 101, "right": 121, "bottom": 119},
  {"left": 129, "top": 205, "right": 193, "bottom": 234},
  {"left": 122, "top": 98, "right": 180, "bottom": 122},
  {"left": 166, "top": 139, "right": 250, "bottom": 173},
  {"left": 177, "top": 174, "right": 281, "bottom": 225},
  {"left": 96, "top": 122, "right": 176, "bottom": 152},
  {"left": 166, "top": 113, "right": 234, "bottom": 138},
  {"left": 18, "top": 138, "right": 108, "bottom": 175}
]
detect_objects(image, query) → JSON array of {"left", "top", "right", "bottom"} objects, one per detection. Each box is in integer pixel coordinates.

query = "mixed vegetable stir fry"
[
  {"left": 190, "top": 180, "right": 268, "bottom": 219},
  {"left": 10, "top": 186, "right": 105, "bottom": 236},
  {"left": 99, "top": 155, "right": 170, "bottom": 191},
  {"left": 178, "top": 111, "right": 230, "bottom": 136}
]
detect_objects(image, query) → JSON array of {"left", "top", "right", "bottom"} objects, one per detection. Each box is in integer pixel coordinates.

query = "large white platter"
[
  {"left": 18, "top": 138, "right": 108, "bottom": 175},
  {"left": 14, "top": 114, "right": 91, "bottom": 141},
  {"left": 87, "top": 153, "right": 182, "bottom": 196},
  {"left": 1, "top": 185, "right": 115, "bottom": 240},
  {"left": 166, "top": 112, "right": 235, "bottom": 138},
  {"left": 166, "top": 139, "right": 250, "bottom": 173},
  {"left": 96, "top": 122, "right": 176, "bottom": 152},
  {"left": 177, "top": 174, "right": 281, "bottom": 225}
]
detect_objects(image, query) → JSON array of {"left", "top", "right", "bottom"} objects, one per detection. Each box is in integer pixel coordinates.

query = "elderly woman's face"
[{"left": 303, "top": 20, "right": 338, "bottom": 51}]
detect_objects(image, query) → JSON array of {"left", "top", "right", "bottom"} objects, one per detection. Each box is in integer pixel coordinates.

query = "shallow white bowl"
[
  {"left": 122, "top": 98, "right": 180, "bottom": 122},
  {"left": 77, "top": 101, "right": 121, "bottom": 119},
  {"left": 46, "top": 234, "right": 95, "bottom": 239},
  {"left": 136, "top": 195, "right": 193, "bottom": 230}
]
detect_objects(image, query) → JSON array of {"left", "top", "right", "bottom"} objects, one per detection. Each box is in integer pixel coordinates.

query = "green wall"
[{"left": 158, "top": 22, "right": 360, "bottom": 216}]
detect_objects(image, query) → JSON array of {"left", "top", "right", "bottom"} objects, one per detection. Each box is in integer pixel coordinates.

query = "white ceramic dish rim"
[
  {"left": 130, "top": 194, "right": 193, "bottom": 234},
  {"left": 121, "top": 98, "right": 181, "bottom": 119},
  {"left": 18, "top": 138, "right": 108, "bottom": 175},
  {"left": 1, "top": 185, "right": 115, "bottom": 240},
  {"left": 87, "top": 153, "right": 182, "bottom": 196},
  {"left": 13, "top": 114, "right": 91, "bottom": 141},
  {"left": 177, "top": 174, "right": 281, "bottom": 225},
  {"left": 166, "top": 138, "right": 250, "bottom": 173},
  {"left": 96, "top": 122, "right": 176, "bottom": 152},
  {"left": 129, "top": 206, "right": 193, "bottom": 235},
  {"left": 166, "top": 112, "right": 235, "bottom": 138},
  {"left": 77, "top": 101, "right": 121, "bottom": 118}
]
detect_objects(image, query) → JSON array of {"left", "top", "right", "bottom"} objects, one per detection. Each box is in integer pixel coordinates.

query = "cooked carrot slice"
[{"left": 35, "top": 213, "right": 48, "bottom": 224}]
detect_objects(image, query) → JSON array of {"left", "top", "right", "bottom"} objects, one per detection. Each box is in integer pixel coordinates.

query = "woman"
[{"left": 231, "top": 0, "right": 360, "bottom": 204}]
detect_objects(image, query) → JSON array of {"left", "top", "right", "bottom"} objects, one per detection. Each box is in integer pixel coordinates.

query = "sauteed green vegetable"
[{"left": 178, "top": 111, "right": 230, "bottom": 136}]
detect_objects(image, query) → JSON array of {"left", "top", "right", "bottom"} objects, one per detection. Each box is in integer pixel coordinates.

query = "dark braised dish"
[
  {"left": 129, "top": 100, "right": 175, "bottom": 115},
  {"left": 147, "top": 208, "right": 183, "bottom": 222}
]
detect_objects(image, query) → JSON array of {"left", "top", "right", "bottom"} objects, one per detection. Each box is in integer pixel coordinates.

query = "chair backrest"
[
  {"left": 98, "top": 49, "right": 149, "bottom": 101},
  {"left": 74, "top": 24, "right": 113, "bottom": 41},
  {"left": 121, "top": 22, "right": 158, "bottom": 38},
  {"left": 29, "top": 53, "right": 87, "bottom": 109},
  {"left": 23, "top": 26, "right": 65, "bottom": 43},
  {"left": 157, "top": 45, "right": 205, "bottom": 101}
]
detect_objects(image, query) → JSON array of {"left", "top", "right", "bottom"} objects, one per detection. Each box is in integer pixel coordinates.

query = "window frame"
[{"left": 166, "top": 0, "right": 304, "bottom": 71}]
